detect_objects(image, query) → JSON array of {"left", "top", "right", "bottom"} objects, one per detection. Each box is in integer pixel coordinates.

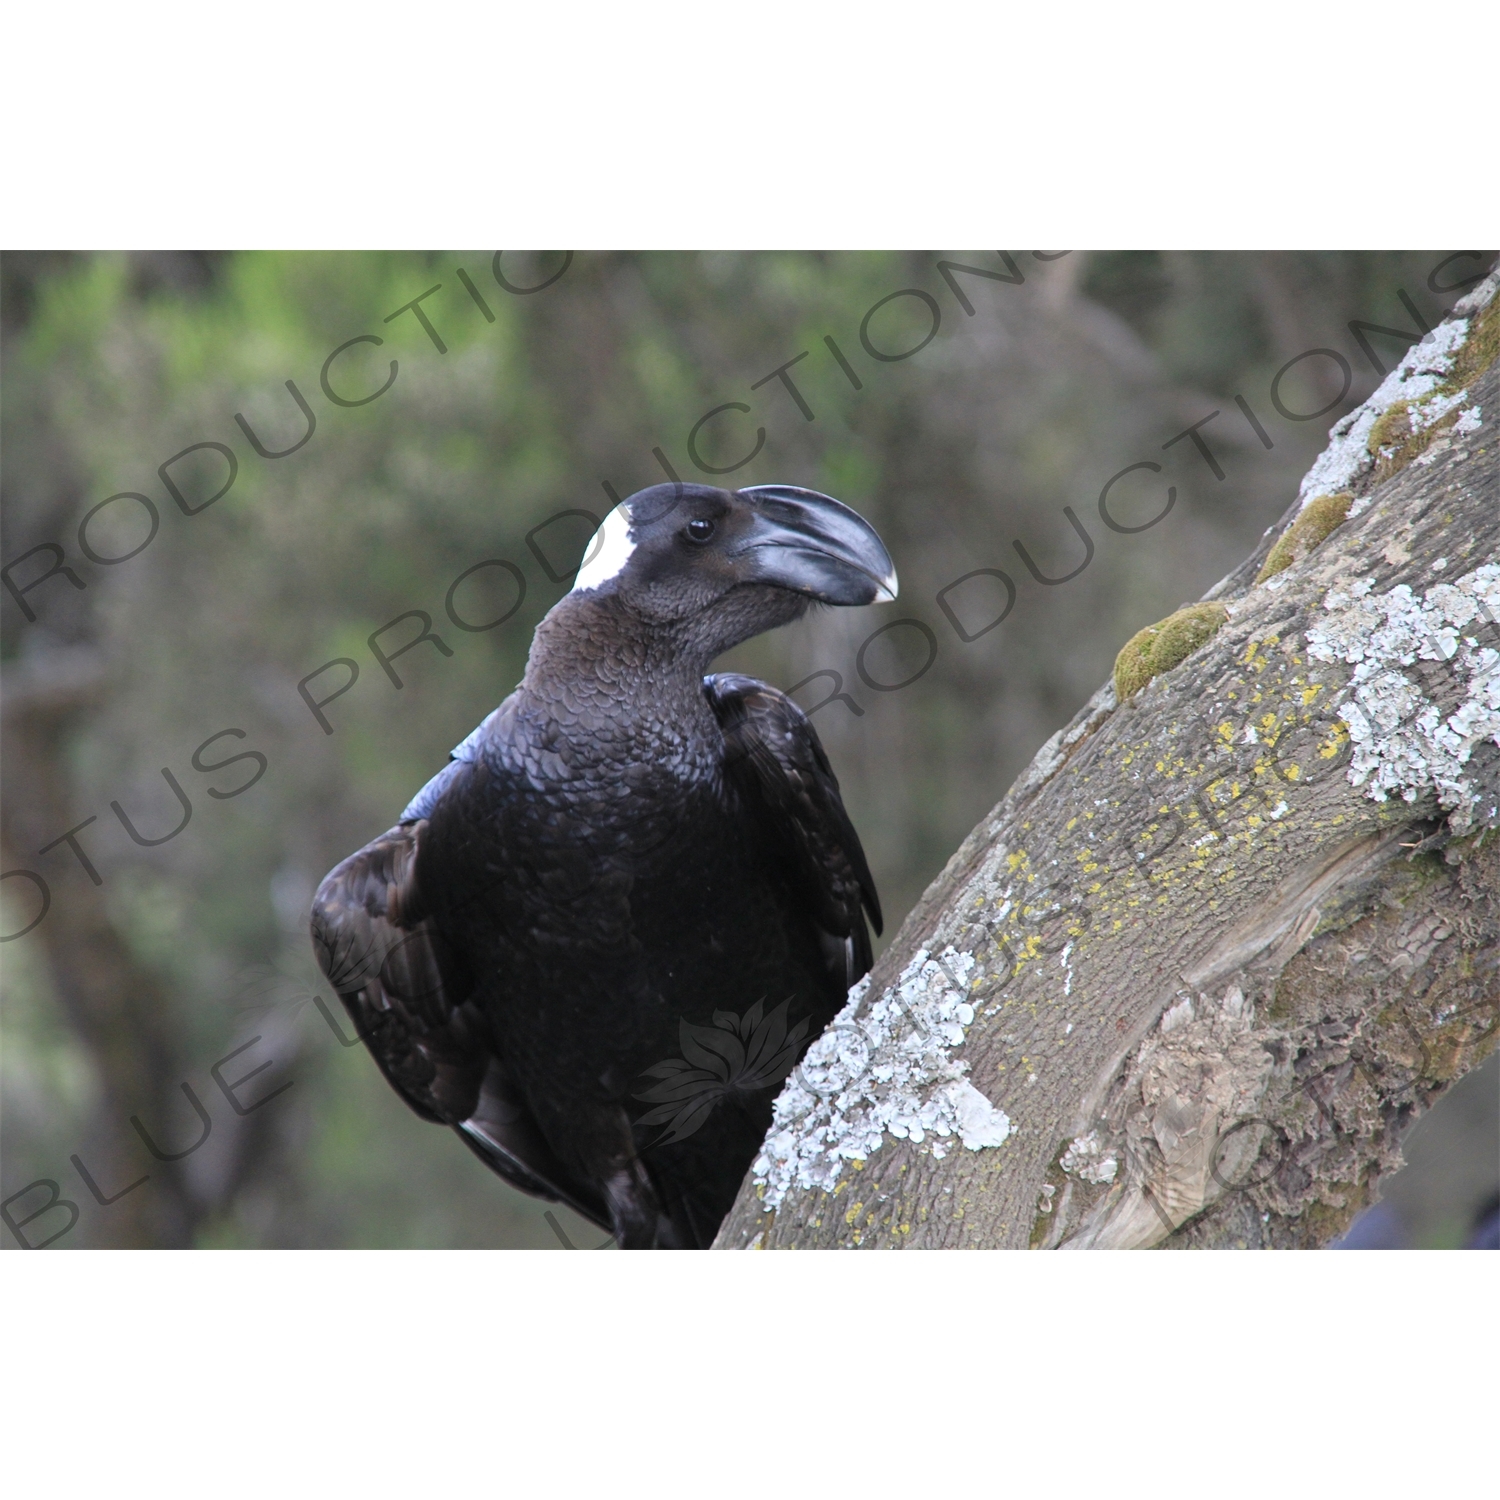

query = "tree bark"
[{"left": 717, "top": 270, "right": 1500, "bottom": 1250}]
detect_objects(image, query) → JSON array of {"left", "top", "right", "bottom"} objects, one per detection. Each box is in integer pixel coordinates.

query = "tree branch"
[{"left": 717, "top": 270, "right": 1500, "bottom": 1250}]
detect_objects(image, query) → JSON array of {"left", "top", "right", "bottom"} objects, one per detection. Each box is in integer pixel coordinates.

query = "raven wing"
[
  {"left": 310, "top": 763, "right": 609, "bottom": 1230},
  {"left": 704, "top": 672, "right": 881, "bottom": 985}
]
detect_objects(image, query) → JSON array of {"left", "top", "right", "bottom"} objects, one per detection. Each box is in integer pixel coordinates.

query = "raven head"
[{"left": 571, "top": 482, "right": 897, "bottom": 647}]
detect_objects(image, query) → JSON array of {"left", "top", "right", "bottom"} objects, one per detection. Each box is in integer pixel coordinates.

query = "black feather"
[{"left": 310, "top": 482, "right": 891, "bottom": 1247}]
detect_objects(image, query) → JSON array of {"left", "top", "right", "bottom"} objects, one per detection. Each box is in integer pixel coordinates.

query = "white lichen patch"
[
  {"left": 752, "top": 948, "right": 1011, "bottom": 1211},
  {"left": 1306, "top": 563, "right": 1500, "bottom": 832},
  {"left": 1060, "top": 1130, "right": 1118, "bottom": 1185},
  {"left": 1298, "top": 317, "right": 1473, "bottom": 516},
  {"left": 1414, "top": 406, "right": 1483, "bottom": 465}
]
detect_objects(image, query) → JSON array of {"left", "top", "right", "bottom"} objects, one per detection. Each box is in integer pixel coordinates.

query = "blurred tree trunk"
[
  {"left": 0, "top": 662, "right": 215, "bottom": 1245},
  {"left": 1, "top": 252, "right": 285, "bottom": 1248},
  {"left": 717, "top": 274, "right": 1500, "bottom": 1251}
]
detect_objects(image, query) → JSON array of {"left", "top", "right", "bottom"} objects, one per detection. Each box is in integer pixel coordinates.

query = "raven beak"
[{"left": 733, "top": 485, "right": 899, "bottom": 605}]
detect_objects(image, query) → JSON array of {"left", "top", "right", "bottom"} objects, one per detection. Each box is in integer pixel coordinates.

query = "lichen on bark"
[
  {"left": 716, "top": 269, "right": 1500, "bottom": 1251},
  {"left": 1255, "top": 492, "right": 1352, "bottom": 582}
]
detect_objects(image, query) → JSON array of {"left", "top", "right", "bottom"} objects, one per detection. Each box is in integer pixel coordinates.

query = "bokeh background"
[{"left": 3, "top": 249, "right": 1495, "bottom": 1249}]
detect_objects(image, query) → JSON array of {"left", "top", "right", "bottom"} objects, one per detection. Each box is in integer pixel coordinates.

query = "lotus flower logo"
[{"left": 633, "top": 998, "right": 812, "bottom": 1146}]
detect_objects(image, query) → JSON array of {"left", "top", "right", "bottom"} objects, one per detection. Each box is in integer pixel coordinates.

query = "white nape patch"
[
  {"left": 571, "top": 502, "right": 635, "bottom": 593},
  {"left": 1305, "top": 563, "right": 1500, "bottom": 833},
  {"left": 752, "top": 947, "right": 1011, "bottom": 1212},
  {"left": 1296, "top": 315, "right": 1472, "bottom": 518}
]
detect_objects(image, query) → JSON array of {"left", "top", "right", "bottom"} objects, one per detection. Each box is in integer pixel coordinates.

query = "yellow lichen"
[
  {"left": 1318, "top": 722, "right": 1349, "bottom": 759},
  {"left": 1113, "top": 602, "right": 1230, "bottom": 700},
  {"left": 1255, "top": 491, "right": 1353, "bottom": 582}
]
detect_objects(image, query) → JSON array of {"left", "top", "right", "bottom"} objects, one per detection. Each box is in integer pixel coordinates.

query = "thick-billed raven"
[{"left": 311, "top": 483, "right": 895, "bottom": 1247}]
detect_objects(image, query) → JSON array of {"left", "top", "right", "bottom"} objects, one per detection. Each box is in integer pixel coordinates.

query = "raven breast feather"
[{"left": 311, "top": 673, "right": 880, "bottom": 1246}]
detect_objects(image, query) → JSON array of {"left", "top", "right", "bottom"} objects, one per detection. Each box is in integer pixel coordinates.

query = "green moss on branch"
[
  {"left": 1256, "top": 491, "right": 1352, "bottom": 582},
  {"left": 1113, "top": 601, "right": 1229, "bottom": 700}
]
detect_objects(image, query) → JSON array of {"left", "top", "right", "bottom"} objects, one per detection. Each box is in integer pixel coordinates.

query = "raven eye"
[{"left": 685, "top": 517, "right": 716, "bottom": 542}]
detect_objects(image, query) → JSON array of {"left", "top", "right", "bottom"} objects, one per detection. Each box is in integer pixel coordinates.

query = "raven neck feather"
[{"left": 519, "top": 592, "right": 720, "bottom": 743}]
